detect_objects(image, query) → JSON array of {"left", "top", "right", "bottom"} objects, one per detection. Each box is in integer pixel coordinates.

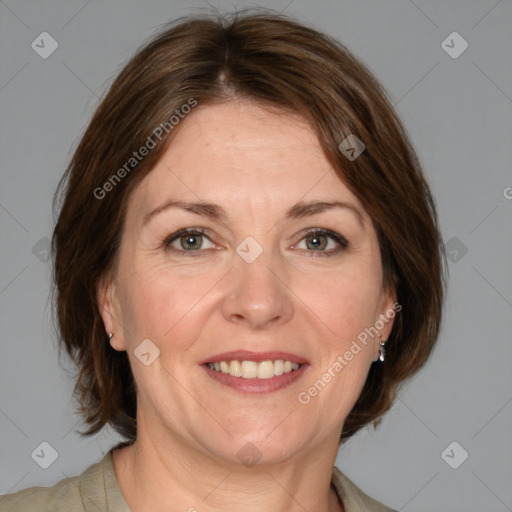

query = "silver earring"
[
  {"left": 378, "top": 340, "right": 387, "bottom": 362},
  {"left": 372, "top": 332, "right": 387, "bottom": 363},
  {"left": 108, "top": 332, "right": 114, "bottom": 340}
]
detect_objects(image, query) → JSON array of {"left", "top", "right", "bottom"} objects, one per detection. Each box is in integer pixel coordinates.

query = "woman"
[{"left": 2, "top": 10, "right": 445, "bottom": 512}]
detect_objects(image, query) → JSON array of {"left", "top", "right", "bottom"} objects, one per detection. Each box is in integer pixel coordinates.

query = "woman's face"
[{"left": 99, "top": 99, "right": 395, "bottom": 465}]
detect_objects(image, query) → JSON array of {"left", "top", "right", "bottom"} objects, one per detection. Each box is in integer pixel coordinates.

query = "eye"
[
  {"left": 162, "top": 227, "right": 348, "bottom": 257},
  {"left": 163, "top": 228, "right": 217, "bottom": 255},
  {"left": 293, "top": 229, "right": 348, "bottom": 257}
]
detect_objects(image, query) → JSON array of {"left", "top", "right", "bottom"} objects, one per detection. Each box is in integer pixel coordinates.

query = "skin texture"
[{"left": 97, "top": 99, "right": 395, "bottom": 512}]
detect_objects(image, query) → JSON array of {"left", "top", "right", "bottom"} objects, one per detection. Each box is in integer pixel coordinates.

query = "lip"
[
  {"left": 198, "top": 350, "right": 309, "bottom": 365},
  {"left": 201, "top": 362, "right": 309, "bottom": 394}
]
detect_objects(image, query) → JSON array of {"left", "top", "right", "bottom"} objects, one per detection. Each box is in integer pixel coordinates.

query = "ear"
[
  {"left": 96, "top": 275, "right": 126, "bottom": 351},
  {"left": 377, "top": 287, "right": 398, "bottom": 341},
  {"left": 371, "top": 286, "right": 399, "bottom": 361}
]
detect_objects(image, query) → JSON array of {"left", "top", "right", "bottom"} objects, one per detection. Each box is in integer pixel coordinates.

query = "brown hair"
[{"left": 51, "top": 10, "right": 446, "bottom": 444}]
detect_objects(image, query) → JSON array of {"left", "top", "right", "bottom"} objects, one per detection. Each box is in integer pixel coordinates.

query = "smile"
[{"left": 206, "top": 359, "right": 301, "bottom": 379}]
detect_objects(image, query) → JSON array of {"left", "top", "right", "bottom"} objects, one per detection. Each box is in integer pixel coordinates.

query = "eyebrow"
[{"left": 143, "top": 199, "right": 365, "bottom": 229}]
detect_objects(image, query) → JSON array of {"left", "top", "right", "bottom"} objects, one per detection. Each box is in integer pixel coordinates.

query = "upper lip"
[{"left": 199, "top": 350, "right": 309, "bottom": 365}]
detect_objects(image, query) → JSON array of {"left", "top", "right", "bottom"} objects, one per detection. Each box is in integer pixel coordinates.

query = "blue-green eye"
[
  {"left": 162, "top": 227, "right": 348, "bottom": 257},
  {"left": 163, "top": 228, "right": 215, "bottom": 253},
  {"left": 294, "top": 229, "right": 348, "bottom": 256}
]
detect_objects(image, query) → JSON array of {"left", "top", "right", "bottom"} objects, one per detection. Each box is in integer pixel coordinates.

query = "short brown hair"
[{"left": 51, "top": 10, "right": 446, "bottom": 444}]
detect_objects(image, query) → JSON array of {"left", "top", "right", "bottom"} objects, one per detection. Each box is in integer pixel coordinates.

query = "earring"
[
  {"left": 108, "top": 332, "right": 114, "bottom": 340},
  {"left": 378, "top": 339, "right": 387, "bottom": 362},
  {"left": 372, "top": 332, "right": 387, "bottom": 363}
]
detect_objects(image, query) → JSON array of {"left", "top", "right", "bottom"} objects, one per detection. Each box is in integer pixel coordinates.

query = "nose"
[{"left": 221, "top": 250, "right": 294, "bottom": 330}]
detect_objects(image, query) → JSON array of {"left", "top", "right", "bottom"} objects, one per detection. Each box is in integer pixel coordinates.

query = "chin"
[{"left": 223, "top": 431, "right": 305, "bottom": 466}]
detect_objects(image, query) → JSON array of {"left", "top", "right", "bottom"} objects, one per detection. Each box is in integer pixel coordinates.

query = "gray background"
[{"left": 1, "top": 0, "right": 511, "bottom": 510}]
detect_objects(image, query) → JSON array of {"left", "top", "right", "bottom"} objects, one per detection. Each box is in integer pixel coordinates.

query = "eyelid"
[
  {"left": 293, "top": 227, "right": 348, "bottom": 243},
  {"left": 162, "top": 227, "right": 349, "bottom": 256},
  {"left": 290, "top": 228, "right": 349, "bottom": 253},
  {"left": 162, "top": 227, "right": 216, "bottom": 252}
]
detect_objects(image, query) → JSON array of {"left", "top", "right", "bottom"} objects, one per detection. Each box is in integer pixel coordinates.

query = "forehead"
[{"left": 128, "top": 100, "right": 367, "bottom": 222}]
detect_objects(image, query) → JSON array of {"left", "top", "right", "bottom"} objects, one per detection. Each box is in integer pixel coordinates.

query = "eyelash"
[{"left": 161, "top": 228, "right": 349, "bottom": 258}]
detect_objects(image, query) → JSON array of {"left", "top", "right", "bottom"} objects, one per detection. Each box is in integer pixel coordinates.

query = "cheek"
[
  {"left": 316, "top": 267, "right": 382, "bottom": 403},
  {"left": 118, "top": 259, "right": 218, "bottom": 346},
  {"left": 304, "top": 266, "right": 381, "bottom": 344}
]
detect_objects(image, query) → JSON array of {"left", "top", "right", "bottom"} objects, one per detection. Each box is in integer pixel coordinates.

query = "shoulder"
[
  {"left": 0, "top": 450, "right": 128, "bottom": 512},
  {"left": 331, "top": 466, "right": 397, "bottom": 512},
  {"left": 0, "top": 471, "right": 82, "bottom": 512}
]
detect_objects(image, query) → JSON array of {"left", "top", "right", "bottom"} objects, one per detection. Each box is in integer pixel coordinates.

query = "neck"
[{"left": 112, "top": 422, "right": 344, "bottom": 512}]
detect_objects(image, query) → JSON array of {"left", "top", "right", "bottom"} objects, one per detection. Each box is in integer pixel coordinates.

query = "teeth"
[
  {"left": 241, "top": 361, "right": 258, "bottom": 378},
  {"left": 257, "top": 361, "right": 274, "bottom": 379},
  {"left": 206, "top": 360, "right": 302, "bottom": 379},
  {"left": 229, "top": 360, "right": 242, "bottom": 377}
]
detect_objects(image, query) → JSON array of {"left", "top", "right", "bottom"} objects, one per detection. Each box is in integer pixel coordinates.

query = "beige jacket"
[{"left": 1, "top": 450, "right": 396, "bottom": 511}]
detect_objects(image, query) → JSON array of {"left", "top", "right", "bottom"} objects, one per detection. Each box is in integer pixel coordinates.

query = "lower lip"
[{"left": 201, "top": 364, "right": 309, "bottom": 394}]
